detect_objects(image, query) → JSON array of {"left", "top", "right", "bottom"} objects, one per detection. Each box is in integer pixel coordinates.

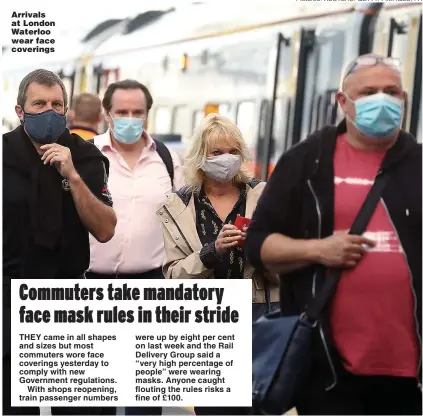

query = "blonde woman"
[{"left": 157, "top": 114, "right": 279, "bottom": 414}]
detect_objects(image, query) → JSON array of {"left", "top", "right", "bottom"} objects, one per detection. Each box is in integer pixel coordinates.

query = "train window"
[
  {"left": 388, "top": 19, "right": 408, "bottom": 64},
  {"left": 153, "top": 107, "right": 172, "bottom": 134},
  {"left": 97, "top": 69, "right": 118, "bottom": 100},
  {"left": 271, "top": 97, "right": 290, "bottom": 161},
  {"left": 108, "top": 69, "right": 119, "bottom": 85},
  {"left": 310, "top": 29, "right": 345, "bottom": 129},
  {"left": 312, "top": 95, "right": 322, "bottom": 131},
  {"left": 236, "top": 101, "right": 255, "bottom": 147},
  {"left": 219, "top": 103, "right": 232, "bottom": 119},
  {"left": 96, "top": 69, "right": 119, "bottom": 100},
  {"left": 192, "top": 104, "right": 234, "bottom": 131},
  {"left": 259, "top": 100, "right": 268, "bottom": 138},
  {"left": 251, "top": 100, "right": 268, "bottom": 179},
  {"left": 192, "top": 110, "right": 205, "bottom": 129},
  {"left": 173, "top": 106, "right": 191, "bottom": 139},
  {"left": 323, "top": 90, "right": 338, "bottom": 126},
  {"left": 386, "top": 18, "right": 413, "bottom": 131},
  {"left": 61, "top": 77, "right": 73, "bottom": 105},
  {"left": 98, "top": 74, "right": 108, "bottom": 100}
]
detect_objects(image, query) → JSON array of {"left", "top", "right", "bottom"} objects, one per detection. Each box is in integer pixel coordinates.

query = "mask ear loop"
[
  {"left": 107, "top": 113, "right": 116, "bottom": 132},
  {"left": 340, "top": 92, "right": 359, "bottom": 129},
  {"left": 18, "top": 107, "right": 25, "bottom": 125}
]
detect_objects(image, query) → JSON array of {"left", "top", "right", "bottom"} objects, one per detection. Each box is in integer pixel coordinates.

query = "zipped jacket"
[{"left": 245, "top": 120, "right": 422, "bottom": 388}]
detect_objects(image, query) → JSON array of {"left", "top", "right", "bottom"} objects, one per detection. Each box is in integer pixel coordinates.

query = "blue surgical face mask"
[
  {"left": 110, "top": 115, "right": 144, "bottom": 144},
  {"left": 345, "top": 92, "right": 403, "bottom": 138},
  {"left": 23, "top": 109, "right": 67, "bottom": 144}
]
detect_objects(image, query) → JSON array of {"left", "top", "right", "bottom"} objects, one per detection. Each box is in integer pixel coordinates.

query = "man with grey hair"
[
  {"left": 246, "top": 54, "right": 421, "bottom": 414},
  {"left": 3, "top": 69, "right": 117, "bottom": 415}
]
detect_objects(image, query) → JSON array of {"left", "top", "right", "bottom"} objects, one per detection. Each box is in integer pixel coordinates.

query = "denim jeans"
[{"left": 252, "top": 302, "right": 279, "bottom": 322}]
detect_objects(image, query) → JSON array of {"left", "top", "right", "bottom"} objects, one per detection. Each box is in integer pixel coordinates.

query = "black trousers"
[
  {"left": 124, "top": 407, "right": 161, "bottom": 415},
  {"left": 252, "top": 302, "right": 279, "bottom": 322},
  {"left": 86, "top": 269, "right": 164, "bottom": 416},
  {"left": 50, "top": 407, "right": 111, "bottom": 415},
  {"left": 194, "top": 406, "right": 251, "bottom": 415},
  {"left": 297, "top": 363, "right": 422, "bottom": 415}
]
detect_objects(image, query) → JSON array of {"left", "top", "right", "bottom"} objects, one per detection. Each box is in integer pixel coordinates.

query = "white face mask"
[{"left": 201, "top": 154, "right": 242, "bottom": 183}]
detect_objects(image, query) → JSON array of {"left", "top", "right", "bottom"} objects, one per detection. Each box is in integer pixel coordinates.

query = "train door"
[
  {"left": 255, "top": 32, "right": 292, "bottom": 180},
  {"left": 170, "top": 105, "right": 190, "bottom": 162},
  {"left": 374, "top": 8, "right": 422, "bottom": 138},
  {"left": 288, "top": 29, "right": 315, "bottom": 149},
  {"left": 93, "top": 68, "right": 120, "bottom": 133},
  {"left": 258, "top": 28, "right": 317, "bottom": 180},
  {"left": 306, "top": 28, "right": 346, "bottom": 132},
  {"left": 409, "top": 15, "right": 422, "bottom": 140},
  {"left": 58, "top": 71, "right": 76, "bottom": 128},
  {"left": 58, "top": 71, "right": 76, "bottom": 108},
  {"left": 417, "top": 101, "right": 422, "bottom": 143},
  {"left": 153, "top": 106, "right": 173, "bottom": 134},
  {"left": 96, "top": 68, "right": 120, "bottom": 100}
]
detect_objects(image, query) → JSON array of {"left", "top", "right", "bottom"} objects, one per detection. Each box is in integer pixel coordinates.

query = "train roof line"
[
  {"left": 89, "top": 1, "right": 421, "bottom": 61},
  {"left": 91, "top": 7, "right": 357, "bottom": 59},
  {"left": 122, "top": 9, "right": 175, "bottom": 35},
  {"left": 82, "top": 19, "right": 125, "bottom": 43}
]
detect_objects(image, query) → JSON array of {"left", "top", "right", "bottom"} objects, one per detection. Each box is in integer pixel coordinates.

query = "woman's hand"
[{"left": 215, "top": 224, "right": 243, "bottom": 255}]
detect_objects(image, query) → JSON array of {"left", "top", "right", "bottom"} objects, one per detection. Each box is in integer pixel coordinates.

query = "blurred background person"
[{"left": 68, "top": 92, "right": 102, "bottom": 140}]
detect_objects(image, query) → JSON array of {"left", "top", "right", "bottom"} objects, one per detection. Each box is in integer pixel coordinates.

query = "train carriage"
[{"left": 2, "top": 1, "right": 421, "bottom": 178}]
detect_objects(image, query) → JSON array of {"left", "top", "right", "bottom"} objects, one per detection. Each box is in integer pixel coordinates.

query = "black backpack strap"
[
  {"left": 154, "top": 139, "right": 174, "bottom": 189},
  {"left": 306, "top": 170, "right": 390, "bottom": 323},
  {"left": 89, "top": 136, "right": 175, "bottom": 188}
]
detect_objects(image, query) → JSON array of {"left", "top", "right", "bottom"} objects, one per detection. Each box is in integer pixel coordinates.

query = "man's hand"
[
  {"left": 40, "top": 143, "right": 78, "bottom": 180},
  {"left": 315, "top": 230, "right": 376, "bottom": 268}
]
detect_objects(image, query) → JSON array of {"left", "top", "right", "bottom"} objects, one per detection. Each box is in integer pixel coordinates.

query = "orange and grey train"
[
  {"left": 78, "top": 1, "right": 422, "bottom": 180},
  {"left": 5, "top": 2, "right": 419, "bottom": 178}
]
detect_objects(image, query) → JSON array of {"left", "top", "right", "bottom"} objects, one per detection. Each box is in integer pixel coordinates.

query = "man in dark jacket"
[
  {"left": 245, "top": 54, "right": 422, "bottom": 414},
  {"left": 3, "top": 69, "right": 117, "bottom": 416}
]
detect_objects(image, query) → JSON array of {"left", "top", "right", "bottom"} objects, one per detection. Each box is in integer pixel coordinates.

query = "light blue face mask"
[
  {"left": 110, "top": 115, "right": 144, "bottom": 144},
  {"left": 346, "top": 92, "right": 403, "bottom": 138}
]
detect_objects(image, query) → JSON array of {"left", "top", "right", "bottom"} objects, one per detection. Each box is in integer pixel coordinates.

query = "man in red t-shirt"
[{"left": 246, "top": 53, "right": 422, "bottom": 414}]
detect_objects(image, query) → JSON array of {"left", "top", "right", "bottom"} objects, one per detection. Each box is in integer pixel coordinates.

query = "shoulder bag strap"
[
  {"left": 154, "top": 139, "right": 175, "bottom": 189},
  {"left": 306, "top": 170, "right": 390, "bottom": 323},
  {"left": 264, "top": 286, "right": 271, "bottom": 314}
]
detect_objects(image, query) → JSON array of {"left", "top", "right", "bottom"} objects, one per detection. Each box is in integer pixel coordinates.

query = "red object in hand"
[{"left": 234, "top": 216, "right": 251, "bottom": 247}]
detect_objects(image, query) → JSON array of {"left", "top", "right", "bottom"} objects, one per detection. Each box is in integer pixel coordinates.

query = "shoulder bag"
[{"left": 252, "top": 171, "right": 390, "bottom": 415}]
